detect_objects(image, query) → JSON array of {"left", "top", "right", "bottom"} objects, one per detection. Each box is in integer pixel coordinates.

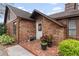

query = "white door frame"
[{"left": 36, "top": 21, "right": 42, "bottom": 39}]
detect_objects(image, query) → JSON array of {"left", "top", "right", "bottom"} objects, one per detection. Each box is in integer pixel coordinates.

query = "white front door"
[{"left": 36, "top": 22, "right": 42, "bottom": 39}]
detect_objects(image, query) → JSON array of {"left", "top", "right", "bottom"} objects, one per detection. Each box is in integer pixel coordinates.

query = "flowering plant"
[{"left": 40, "top": 35, "right": 48, "bottom": 43}]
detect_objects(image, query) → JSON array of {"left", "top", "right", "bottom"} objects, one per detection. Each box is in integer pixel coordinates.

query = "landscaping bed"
[{"left": 0, "top": 34, "right": 16, "bottom": 48}]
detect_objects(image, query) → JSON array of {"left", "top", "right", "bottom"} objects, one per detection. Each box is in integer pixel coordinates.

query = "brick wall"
[
  {"left": 6, "top": 18, "right": 36, "bottom": 44},
  {"left": 36, "top": 15, "right": 66, "bottom": 45},
  {"left": 6, "top": 21, "right": 13, "bottom": 36},
  {"left": 19, "top": 18, "right": 36, "bottom": 44},
  {"left": 65, "top": 3, "right": 78, "bottom": 12},
  {"left": 58, "top": 17, "right": 79, "bottom": 39},
  {"left": 6, "top": 18, "right": 19, "bottom": 43},
  {"left": 42, "top": 17, "right": 66, "bottom": 45},
  {"left": 6, "top": 15, "right": 66, "bottom": 45},
  {"left": 57, "top": 19, "right": 68, "bottom": 38},
  {"left": 76, "top": 17, "right": 79, "bottom": 39}
]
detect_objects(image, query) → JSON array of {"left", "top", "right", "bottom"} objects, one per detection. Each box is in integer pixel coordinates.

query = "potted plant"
[
  {"left": 41, "top": 41, "right": 47, "bottom": 50},
  {"left": 40, "top": 35, "right": 48, "bottom": 50},
  {"left": 47, "top": 35, "right": 53, "bottom": 47}
]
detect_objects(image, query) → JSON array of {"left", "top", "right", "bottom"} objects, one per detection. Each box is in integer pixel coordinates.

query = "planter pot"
[
  {"left": 41, "top": 43, "right": 47, "bottom": 50},
  {"left": 41, "top": 44, "right": 47, "bottom": 50},
  {"left": 47, "top": 42, "right": 52, "bottom": 47}
]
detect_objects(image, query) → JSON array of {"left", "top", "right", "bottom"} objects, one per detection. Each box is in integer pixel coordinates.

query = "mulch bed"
[{"left": 20, "top": 40, "right": 59, "bottom": 56}]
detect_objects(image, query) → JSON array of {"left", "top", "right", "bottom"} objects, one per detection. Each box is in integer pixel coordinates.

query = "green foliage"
[
  {"left": 41, "top": 42, "right": 47, "bottom": 45},
  {"left": 0, "top": 23, "right": 6, "bottom": 35},
  {"left": 47, "top": 35, "right": 53, "bottom": 42},
  {"left": 0, "top": 34, "right": 15, "bottom": 45},
  {"left": 58, "top": 39, "right": 79, "bottom": 56}
]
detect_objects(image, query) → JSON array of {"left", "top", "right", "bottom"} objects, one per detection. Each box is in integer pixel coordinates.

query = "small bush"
[
  {"left": 58, "top": 39, "right": 79, "bottom": 56},
  {"left": 0, "top": 34, "right": 15, "bottom": 45},
  {"left": 0, "top": 23, "right": 6, "bottom": 35}
]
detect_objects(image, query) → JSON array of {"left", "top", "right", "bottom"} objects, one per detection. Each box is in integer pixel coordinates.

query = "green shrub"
[
  {"left": 58, "top": 39, "right": 79, "bottom": 56},
  {"left": 0, "top": 34, "right": 15, "bottom": 45},
  {"left": 0, "top": 23, "right": 6, "bottom": 35}
]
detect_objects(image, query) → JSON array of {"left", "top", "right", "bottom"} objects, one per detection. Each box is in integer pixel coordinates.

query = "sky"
[
  {"left": 0, "top": 3, "right": 65, "bottom": 23},
  {"left": 14, "top": 3, "right": 65, "bottom": 15}
]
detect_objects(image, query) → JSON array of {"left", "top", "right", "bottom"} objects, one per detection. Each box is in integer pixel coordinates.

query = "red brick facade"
[
  {"left": 5, "top": 3, "right": 79, "bottom": 45},
  {"left": 57, "top": 17, "right": 79, "bottom": 39},
  {"left": 19, "top": 18, "right": 36, "bottom": 44},
  {"left": 76, "top": 17, "right": 79, "bottom": 39},
  {"left": 65, "top": 3, "right": 78, "bottom": 11},
  {"left": 35, "top": 15, "right": 66, "bottom": 45},
  {"left": 6, "top": 17, "right": 36, "bottom": 44},
  {"left": 42, "top": 18, "right": 66, "bottom": 44},
  {"left": 6, "top": 18, "right": 19, "bottom": 43},
  {"left": 6, "top": 14, "right": 66, "bottom": 45}
]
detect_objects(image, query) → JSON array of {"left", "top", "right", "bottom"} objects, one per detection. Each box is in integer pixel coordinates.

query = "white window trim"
[{"left": 68, "top": 19, "right": 76, "bottom": 37}]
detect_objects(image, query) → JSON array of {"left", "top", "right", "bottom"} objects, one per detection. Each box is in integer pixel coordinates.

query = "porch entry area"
[{"left": 20, "top": 40, "right": 58, "bottom": 56}]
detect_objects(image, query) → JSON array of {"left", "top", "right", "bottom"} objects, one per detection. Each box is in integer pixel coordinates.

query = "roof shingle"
[
  {"left": 49, "top": 10, "right": 79, "bottom": 19},
  {"left": 7, "top": 5, "right": 31, "bottom": 20},
  {"left": 31, "top": 9, "right": 65, "bottom": 27}
]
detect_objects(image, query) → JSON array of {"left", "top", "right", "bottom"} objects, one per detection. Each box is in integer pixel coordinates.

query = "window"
[
  {"left": 38, "top": 24, "right": 42, "bottom": 31},
  {"left": 68, "top": 19, "right": 76, "bottom": 37},
  {"left": 13, "top": 22, "right": 16, "bottom": 35}
]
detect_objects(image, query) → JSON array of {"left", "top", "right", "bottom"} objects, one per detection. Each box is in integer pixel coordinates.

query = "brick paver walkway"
[{"left": 20, "top": 40, "right": 59, "bottom": 56}]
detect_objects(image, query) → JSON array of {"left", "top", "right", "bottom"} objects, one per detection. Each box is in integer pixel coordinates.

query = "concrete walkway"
[
  {"left": 0, "top": 45, "right": 8, "bottom": 56},
  {"left": 6, "top": 45, "right": 34, "bottom": 56}
]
